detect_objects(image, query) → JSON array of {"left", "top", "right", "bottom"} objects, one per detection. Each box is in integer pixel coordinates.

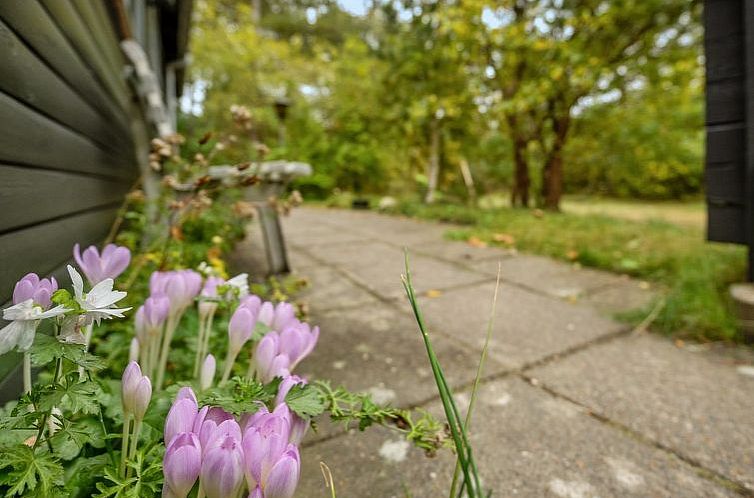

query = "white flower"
[
  {"left": 226, "top": 273, "right": 249, "bottom": 298},
  {"left": 68, "top": 265, "right": 131, "bottom": 325},
  {"left": 0, "top": 299, "right": 68, "bottom": 354}
]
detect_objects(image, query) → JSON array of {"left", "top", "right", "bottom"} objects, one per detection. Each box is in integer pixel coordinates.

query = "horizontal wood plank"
[
  {"left": 40, "top": 0, "right": 132, "bottom": 115},
  {"left": 0, "top": 207, "right": 119, "bottom": 304},
  {"left": 0, "top": 91, "right": 136, "bottom": 179},
  {"left": 0, "top": 164, "right": 130, "bottom": 233},
  {"left": 0, "top": 18, "right": 131, "bottom": 157},
  {"left": 0, "top": 1, "right": 133, "bottom": 141}
]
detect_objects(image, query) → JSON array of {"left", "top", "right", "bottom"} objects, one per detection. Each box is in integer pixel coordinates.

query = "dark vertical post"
[{"left": 745, "top": 2, "right": 754, "bottom": 280}]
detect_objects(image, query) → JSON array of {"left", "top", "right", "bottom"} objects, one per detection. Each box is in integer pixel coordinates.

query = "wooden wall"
[
  {"left": 0, "top": 1, "right": 143, "bottom": 397},
  {"left": 704, "top": 0, "right": 754, "bottom": 279}
]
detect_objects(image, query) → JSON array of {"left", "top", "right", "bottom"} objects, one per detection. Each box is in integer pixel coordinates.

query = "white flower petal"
[
  {"left": 86, "top": 279, "right": 127, "bottom": 308},
  {"left": 2, "top": 300, "right": 34, "bottom": 321},
  {"left": 0, "top": 320, "right": 37, "bottom": 354},
  {"left": 37, "top": 305, "right": 70, "bottom": 319},
  {"left": 68, "top": 265, "right": 84, "bottom": 300}
]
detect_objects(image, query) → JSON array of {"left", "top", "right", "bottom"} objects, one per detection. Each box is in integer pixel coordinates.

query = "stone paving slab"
[
  {"left": 298, "top": 377, "right": 737, "bottom": 497},
  {"left": 309, "top": 239, "right": 491, "bottom": 300},
  {"left": 417, "top": 281, "right": 625, "bottom": 370},
  {"left": 412, "top": 239, "right": 516, "bottom": 264},
  {"left": 529, "top": 334, "right": 754, "bottom": 491},
  {"left": 296, "top": 303, "right": 495, "bottom": 438},
  {"left": 583, "top": 280, "right": 657, "bottom": 314},
  {"left": 481, "top": 254, "right": 633, "bottom": 300},
  {"left": 295, "top": 265, "right": 380, "bottom": 312}
]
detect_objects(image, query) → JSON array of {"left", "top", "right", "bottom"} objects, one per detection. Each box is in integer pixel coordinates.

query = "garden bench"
[{"left": 207, "top": 161, "right": 312, "bottom": 275}]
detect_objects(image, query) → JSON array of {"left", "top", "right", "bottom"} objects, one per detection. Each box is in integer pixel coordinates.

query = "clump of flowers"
[{"left": 162, "top": 387, "right": 301, "bottom": 498}]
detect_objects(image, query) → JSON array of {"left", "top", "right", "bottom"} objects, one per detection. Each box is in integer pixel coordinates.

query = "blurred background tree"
[{"left": 182, "top": 0, "right": 704, "bottom": 209}]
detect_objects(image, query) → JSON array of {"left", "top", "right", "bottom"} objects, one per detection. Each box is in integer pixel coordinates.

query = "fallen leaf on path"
[
  {"left": 492, "top": 233, "right": 516, "bottom": 245},
  {"left": 426, "top": 289, "right": 443, "bottom": 298},
  {"left": 467, "top": 236, "right": 487, "bottom": 248}
]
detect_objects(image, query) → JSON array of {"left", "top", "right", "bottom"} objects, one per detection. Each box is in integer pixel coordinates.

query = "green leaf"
[
  {"left": 29, "top": 334, "right": 106, "bottom": 371},
  {"left": 0, "top": 444, "right": 64, "bottom": 496},
  {"left": 38, "top": 374, "right": 102, "bottom": 415},
  {"left": 198, "top": 376, "right": 277, "bottom": 415},
  {"left": 49, "top": 417, "right": 104, "bottom": 460},
  {"left": 285, "top": 384, "right": 325, "bottom": 419}
]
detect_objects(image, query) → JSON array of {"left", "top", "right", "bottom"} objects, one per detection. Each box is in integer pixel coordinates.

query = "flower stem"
[
  {"left": 127, "top": 418, "right": 143, "bottom": 478},
  {"left": 78, "top": 323, "right": 94, "bottom": 378},
  {"left": 23, "top": 353, "right": 31, "bottom": 394},
  {"left": 201, "top": 308, "right": 216, "bottom": 368},
  {"left": 156, "top": 313, "right": 179, "bottom": 390},
  {"left": 193, "top": 311, "right": 207, "bottom": 378},
  {"left": 220, "top": 349, "right": 238, "bottom": 385},
  {"left": 120, "top": 416, "right": 131, "bottom": 478}
]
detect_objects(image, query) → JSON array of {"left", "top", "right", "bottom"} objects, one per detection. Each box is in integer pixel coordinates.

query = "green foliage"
[
  {"left": 188, "top": 0, "right": 704, "bottom": 205},
  {"left": 198, "top": 376, "right": 279, "bottom": 415},
  {"left": 314, "top": 381, "right": 447, "bottom": 454},
  {"left": 29, "top": 334, "right": 106, "bottom": 371},
  {"left": 284, "top": 383, "right": 325, "bottom": 419},
  {"left": 0, "top": 445, "right": 65, "bottom": 497}
]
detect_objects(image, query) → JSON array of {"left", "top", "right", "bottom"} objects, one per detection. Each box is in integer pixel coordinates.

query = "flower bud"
[
  {"left": 163, "top": 432, "right": 202, "bottom": 498},
  {"left": 129, "top": 337, "right": 140, "bottom": 363},
  {"left": 200, "top": 435, "right": 245, "bottom": 498},
  {"left": 165, "top": 398, "right": 198, "bottom": 445},
  {"left": 228, "top": 307, "right": 255, "bottom": 354},
  {"left": 272, "top": 302, "right": 296, "bottom": 331},
  {"left": 258, "top": 301, "right": 274, "bottom": 327},
  {"left": 131, "top": 376, "right": 152, "bottom": 421},
  {"left": 12, "top": 273, "right": 57, "bottom": 308},
  {"left": 265, "top": 445, "right": 301, "bottom": 498},
  {"left": 201, "top": 354, "right": 216, "bottom": 391},
  {"left": 121, "top": 361, "right": 142, "bottom": 415}
]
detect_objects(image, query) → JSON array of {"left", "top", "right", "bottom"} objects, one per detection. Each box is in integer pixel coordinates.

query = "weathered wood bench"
[{"left": 207, "top": 161, "right": 312, "bottom": 275}]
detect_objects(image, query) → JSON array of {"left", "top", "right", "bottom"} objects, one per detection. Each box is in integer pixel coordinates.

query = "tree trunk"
[
  {"left": 510, "top": 136, "right": 530, "bottom": 207},
  {"left": 425, "top": 117, "right": 441, "bottom": 204},
  {"left": 542, "top": 114, "right": 570, "bottom": 211}
]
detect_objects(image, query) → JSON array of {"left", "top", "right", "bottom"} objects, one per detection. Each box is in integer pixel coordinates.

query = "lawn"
[{"left": 355, "top": 196, "right": 746, "bottom": 342}]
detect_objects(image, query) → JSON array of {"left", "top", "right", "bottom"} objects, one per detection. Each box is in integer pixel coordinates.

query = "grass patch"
[{"left": 382, "top": 199, "right": 747, "bottom": 342}]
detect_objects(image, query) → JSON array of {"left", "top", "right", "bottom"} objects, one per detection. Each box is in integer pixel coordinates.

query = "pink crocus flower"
[
  {"left": 255, "top": 322, "right": 318, "bottom": 382},
  {"left": 200, "top": 435, "right": 245, "bottom": 498},
  {"left": 242, "top": 404, "right": 300, "bottom": 498},
  {"left": 150, "top": 270, "right": 202, "bottom": 313},
  {"left": 0, "top": 273, "right": 66, "bottom": 355},
  {"left": 254, "top": 334, "right": 291, "bottom": 383},
  {"left": 121, "top": 361, "right": 151, "bottom": 421},
  {"left": 12, "top": 273, "right": 57, "bottom": 308},
  {"left": 73, "top": 243, "right": 131, "bottom": 285},
  {"left": 163, "top": 432, "right": 202, "bottom": 498}
]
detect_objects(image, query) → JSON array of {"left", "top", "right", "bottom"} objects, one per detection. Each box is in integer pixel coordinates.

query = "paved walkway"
[{"left": 243, "top": 207, "right": 754, "bottom": 497}]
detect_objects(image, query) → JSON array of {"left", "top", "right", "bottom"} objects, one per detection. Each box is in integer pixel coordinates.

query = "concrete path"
[{"left": 245, "top": 207, "right": 754, "bottom": 497}]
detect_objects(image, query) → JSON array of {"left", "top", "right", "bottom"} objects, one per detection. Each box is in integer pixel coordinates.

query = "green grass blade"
[
  {"left": 401, "top": 250, "right": 483, "bottom": 496},
  {"left": 449, "top": 263, "right": 501, "bottom": 497}
]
